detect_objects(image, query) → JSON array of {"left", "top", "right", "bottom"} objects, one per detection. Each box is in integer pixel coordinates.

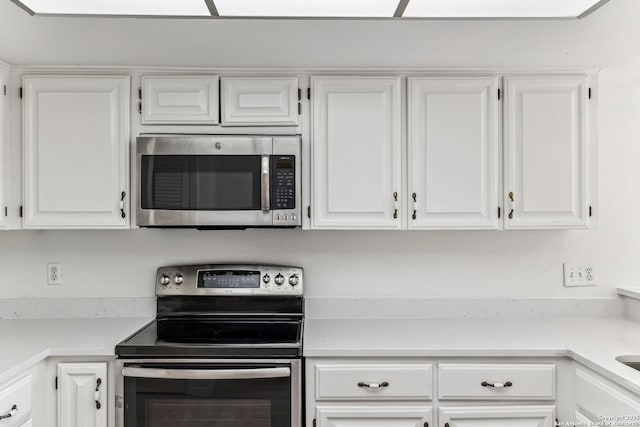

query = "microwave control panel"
[{"left": 271, "top": 155, "right": 297, "bottom": 226}]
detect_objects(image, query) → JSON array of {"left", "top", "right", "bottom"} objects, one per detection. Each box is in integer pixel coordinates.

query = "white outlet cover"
[
  {"left": 563, "top": 262, "right": 596, "bottom": 287},
  {"left": 47, "top": 262, "right": 62, "bottom": 285}
]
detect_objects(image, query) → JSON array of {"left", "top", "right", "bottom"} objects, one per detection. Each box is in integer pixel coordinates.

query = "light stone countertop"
[
  {"left": 0, "top": 317, "right": 153, "bottom": 385},
  {"left": 304, "top": 317, "right": 640, "bottom": 395}
]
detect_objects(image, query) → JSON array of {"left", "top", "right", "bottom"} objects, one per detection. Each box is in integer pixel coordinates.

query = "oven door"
[
  {"left": 118, "top": 360, "right": 300, "bottom": 427},
  {"left": 137, "top": 136, "right": 274, "bottom": 227}
]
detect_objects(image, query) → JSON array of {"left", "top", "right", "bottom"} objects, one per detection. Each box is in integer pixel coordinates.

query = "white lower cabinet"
[
  {"left": 574, "top": 365, "right": 640, "bottom": 421},
  {"left": 0, "top": 375, "right": 32, "bottom": 427},
  {"left": 317, "top": 406, "right": 432, "bottom": 427},
  {"left": 307, "top": 359, "right": 560, "bottom": 427},
  {"left": 439, "top": 405, "right": 556, "bottom": 427},
  {"left": 57, "top": 363, "right": 107, "bottom": 427}
]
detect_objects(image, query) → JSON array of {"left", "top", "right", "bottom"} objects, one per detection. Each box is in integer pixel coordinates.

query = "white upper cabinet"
[
  {"left": 141, "top": 75, "right": 219, "bottom": 124},
  {"left": 57, "top": 363, "right": 107, "bottom": 427},
  {"left": 23, "top": 75, "right": 130, "bottom": 229},
  {"left": 504, "top": 75, "right": 590, "bottom": 229},
  {"left": 311, "top": 76, "right": 402, "bottom": 229},
  {"left": 408, "top": 76, "right": 500, "bottom": 229},
  {"left": 221, "top": 76, "right": 299, "bottom": 126}
]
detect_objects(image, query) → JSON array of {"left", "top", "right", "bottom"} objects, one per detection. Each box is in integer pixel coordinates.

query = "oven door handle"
[{"left": 122, "top": 367, "right": 291, "bottom": 380}]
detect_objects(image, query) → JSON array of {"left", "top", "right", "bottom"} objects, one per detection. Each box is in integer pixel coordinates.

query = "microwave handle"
[
  {"left": 261, "top": 155, "right": 270, "bottom": 211},
  {"left": 122, "top": 367, "right": 290, "bottom": 380}
]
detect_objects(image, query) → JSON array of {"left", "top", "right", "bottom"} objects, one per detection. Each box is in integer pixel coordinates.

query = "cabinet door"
[
  {"left": 439, "top": 405, "right": 555, "bottom": 427},
  {"left": 57, "top": 363, "right": 107, "bottom": 427},
  {"left": 408, "top": 77, "right": 500, "bottom": 229},
  {"left": 311, "top": 76, "right": 402, "bottom": 229},
  {"left": 221, "top": 76, "right": 299, "bottom": 126},
  {"left": 0, "top": 66, "right": 7, "bottom": 229},
  {"left": 317, "top": 406, "right": 432, "bottom": 427},
  {"left": 504, "top": 75, "right": 589, "bottom": 229},
  {"left": 141, "top": 75, "right": 219, "bottom": 124},
  {"left": 23, "top": 76, "right": 130, "bottom": 229}
]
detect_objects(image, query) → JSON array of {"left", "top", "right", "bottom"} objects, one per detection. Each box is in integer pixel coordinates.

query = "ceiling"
[{"left": 11, "top": 0, "right": 611, "bottom": 19}]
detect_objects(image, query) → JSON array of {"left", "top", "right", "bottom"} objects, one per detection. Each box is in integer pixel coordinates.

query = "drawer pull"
[
  {"left": 357, "top": 381, "right": 389, "bottom": 389},
  {"left": 481, "top": 381, "right": 513, "bottom": 388},
  {"left": 0, "top": 404, "right": 17, "bottom": 420}
]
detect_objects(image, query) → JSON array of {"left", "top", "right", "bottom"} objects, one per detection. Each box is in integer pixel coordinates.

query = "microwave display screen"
[
  {"left": 141, "top": 155, "right": 261, "bottom": 211},
  {"left": 198, "top": 271, "right": 261, "bottom": 288},
  {"left": 276, "top": 159, "right": 294, "bottom": 169}
]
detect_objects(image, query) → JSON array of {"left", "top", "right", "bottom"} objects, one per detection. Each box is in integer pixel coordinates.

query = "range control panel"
[{"left": 156, "top": 264, "right": 303, "bottom": 296}]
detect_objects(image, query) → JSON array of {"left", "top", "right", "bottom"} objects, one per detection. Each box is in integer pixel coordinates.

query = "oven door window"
[
  {"left": 124, "top": 364, "right": 291, "bottom": 427},
  {"left": 140, "top": 155, "right": 262, "bottom": 210}
]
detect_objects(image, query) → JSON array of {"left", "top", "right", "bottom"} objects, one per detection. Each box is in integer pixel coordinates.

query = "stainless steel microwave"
[{"left": 136, "top": 135, "right": 301, "bottom": 228}]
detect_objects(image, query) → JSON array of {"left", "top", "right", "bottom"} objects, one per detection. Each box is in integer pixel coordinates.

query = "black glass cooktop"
[{"left": 116, "top": 317, "right": 303, "bottom": 358}]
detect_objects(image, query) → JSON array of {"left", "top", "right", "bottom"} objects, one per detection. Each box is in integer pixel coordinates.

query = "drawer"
[
  {"left": 0, "top": 375, "right": 32, "bottom": 426},
  {"left": 438, "top": 363, "right": 555, "bottom": 400},
  {"left": 315, "top": 363, "right": 433, "bottom": 400}
]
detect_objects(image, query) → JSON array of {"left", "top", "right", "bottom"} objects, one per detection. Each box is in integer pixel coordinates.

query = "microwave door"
[{"left": 139, "top": 154, "right": 273, "bottom": 227}]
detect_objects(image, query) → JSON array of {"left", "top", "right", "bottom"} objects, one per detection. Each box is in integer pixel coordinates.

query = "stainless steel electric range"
[{"left": 115, "top": 263, "right": 304, "bottom": 427}]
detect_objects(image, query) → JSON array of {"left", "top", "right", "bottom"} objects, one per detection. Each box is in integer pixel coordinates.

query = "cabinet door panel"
[
  {"left": 23, "top": 76, "right": 130, "bottom": 228},
  {"left": 317, "top": 406, "right": 431, "bottom": 427},
  {"left": 408, "top": 77, "right": 499, "bottom": 229},
  {"left": 0, "top": 67, "right": 7, "bottom": 229},
  {"left": 141, "top": 75, "right": 219, "bottom": 124},
  {"left": 221, "top": 76, "right": 299, "bottom": 126},
  {"left": 504, "top": 76, "right": 589, "bottom": 229},
  {"left": 439, "top": 405, "right": 555, "bottom": 427},
  {"left": 311, "top": 76, "right": 401, "bottom": 229},
  {"left": 57, "top": 363, "right": 107, "bottom": 427}
]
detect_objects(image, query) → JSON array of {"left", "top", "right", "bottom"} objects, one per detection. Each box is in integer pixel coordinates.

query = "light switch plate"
[{"left": 563, "top": 262, "right": 596, "bottom": 287}]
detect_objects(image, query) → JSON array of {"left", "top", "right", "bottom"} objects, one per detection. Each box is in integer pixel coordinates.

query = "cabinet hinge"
[
  {"left": 19, "top": 87, "right": 23, "bottom": 99},
  {"left": 307, "top": 205, "right": 311, "bottom": 219},
  {"left": 307, "top": 88, "right": 311, "bottom": 100},
  {"left": 589, "top": 205, "right": 592, "bottom": 217},
  {"left": 19, "top": 205, "right": 23, "bottom": 218},
  {"left": 498, "top": 88, "right": 501, "bottom": 100},
  {"left": 297, "top": 88, "right": 302, "bottom": 101},
  {"left": 588, "top": 87, "right": 592, "bottom": 99},
  {"left": 138, "top": 87, "right": 142, "bottom": 100},
  {"left": 4, "top": 206, "right": 7, "bottom": 217},
  {"left": 313, "top": 419, "right": 316, "bottom": 427},
  {"left": 298, "top": 102, "right": 302, "bottom": 115},
  {"left": 498, "top": 206, "right": 501, "bottom": 218},
  {"left": 55, "top": 376, "right": 58, "bottom": 390},
  {"left": 2, "top": 85, "right": 6, "bottom": 96},
  {"left": 139, "top": 102, "right": 142, "bottom": 115}
]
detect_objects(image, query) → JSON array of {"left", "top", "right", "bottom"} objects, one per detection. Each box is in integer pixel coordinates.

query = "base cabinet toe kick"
[{"left": 305, "top": 357, "right": 640, "bottom": 427}]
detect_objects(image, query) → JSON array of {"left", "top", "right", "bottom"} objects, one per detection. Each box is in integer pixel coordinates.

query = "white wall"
[{"left": 0, "top": 0, "right": 640, "bottom": 299}]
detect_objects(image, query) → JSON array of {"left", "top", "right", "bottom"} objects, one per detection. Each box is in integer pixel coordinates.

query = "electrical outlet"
[
  {"left": 47, "top": 262, "right": 62, "bottom": 285},
  {"left": 563, "top": 262, "right": 596, "bottom": 287}
]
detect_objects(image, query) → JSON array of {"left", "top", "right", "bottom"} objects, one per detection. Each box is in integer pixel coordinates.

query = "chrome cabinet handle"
[
  {"left": 412, "top": 193, "right": 417, "bottom": 220},
  {"left": 261, "top": 155, "right": 270, "bottom": 212},
  {"left": 393, "top": 192, "right": 398, "bottom": 219},
  {"left": 358, "top": 381, "right": 389, "bottom": 389},
  {"left": 0, "top": 404, "right": 18, "bottom": 420},
  {"left": 95, "top": 378, "right": 102, "bottom": 410},
  {"left": 481, "top": 381, "right": 513, "bottom": 388},
  {"left": 123, "top": 367, "right": 290, "bottom": 380},
  {"left": 120, "top": 191, "right": 126, "bottom": 219}
]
